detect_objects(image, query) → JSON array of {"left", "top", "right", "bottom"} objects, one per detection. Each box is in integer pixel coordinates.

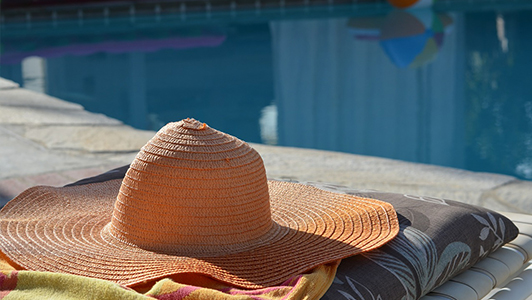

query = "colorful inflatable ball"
[
  {"left": 388, "top": 0, "right": 433, "bottom": 9},
  {"left": 347, "top": 9, "right": 453, "bottom": 68}
]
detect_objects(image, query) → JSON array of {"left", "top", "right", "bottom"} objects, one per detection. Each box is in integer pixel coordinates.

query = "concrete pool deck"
[{"left": 1, "top": 77, "right": 531, "bottom": 213}]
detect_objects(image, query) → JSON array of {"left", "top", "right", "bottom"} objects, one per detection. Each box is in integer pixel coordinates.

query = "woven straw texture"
[{"left": 0, "top": 119, "right": 399, "bottom": 288}]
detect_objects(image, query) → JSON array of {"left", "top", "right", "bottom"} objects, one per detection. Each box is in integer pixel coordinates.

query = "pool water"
[{"left": 2, "top": 1, "right": 532, "bottom": 179}]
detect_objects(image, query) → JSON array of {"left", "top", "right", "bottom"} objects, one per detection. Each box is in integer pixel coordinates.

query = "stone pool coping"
[{"left": 1, "top": 77, "right": 530, "bottom": 212}]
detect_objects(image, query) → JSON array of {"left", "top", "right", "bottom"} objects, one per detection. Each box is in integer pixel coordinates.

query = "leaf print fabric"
[
  {"left": 314, "top": 187, "right": 519, "bottom": 300},
  {"left": 472, "top": 212, "right": 506, "bottom": 258}
]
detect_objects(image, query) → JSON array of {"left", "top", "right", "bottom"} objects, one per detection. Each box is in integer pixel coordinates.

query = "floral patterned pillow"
[{"left": 310, "top": 182, "right": 519, "bottom": 300}]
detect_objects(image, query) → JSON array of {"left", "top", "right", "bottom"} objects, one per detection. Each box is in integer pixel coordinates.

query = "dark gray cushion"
[{"left": 310, "top": 182, "right": 519, "bottom": 300}]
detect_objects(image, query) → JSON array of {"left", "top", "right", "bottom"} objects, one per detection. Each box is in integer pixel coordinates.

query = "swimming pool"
[{"left": 2, "top": 0, "right": 532, "bottom": 179}]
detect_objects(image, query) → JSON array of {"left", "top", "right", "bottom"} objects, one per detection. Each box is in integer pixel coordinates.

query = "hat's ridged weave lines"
[
  {"left": 109, "top": 213, "right": 273, "bottom": 250},
  {"left": 270, "top": 185, "right": 368, "bottom": 246},
  {"left": 0, "top": 119, "right": 400, "bottom": 289},
  {"left": 5, "top": 193, "right": 105, "bottom": 275},
  {"left": 117, "top": 181, "right": 269, "bottom": 207},
  {"left": 123, "top": 167, "right": 264, "bottom": 193},
  {"left": 25, "top": 194, "right": 180, "bottom": 270},
  {"left": 113, "top": 191, "right": 270, "bottom": 219},
  {"left": 154, "top": 133, "right": 242, "bottom": 149},
  {"left": 157, "top": 132, "right": 232, "bottom": 146},
  {"left": 15, "top": 188, "right": 362, "bottom": 251},
  {"left": 166, "top": 124, "right": 216, "bottom": 136},
  {"left": 0, "top": 183, "right": 396, "bottom": 286},
  {"left": 134, "top": 150, "right": 260, "bottom": 166},
  {"left": 109, "top": 201, "right": 272, "bottom": 233},
  {"left": 112, "top": 145, "right": 273, "bottom": 250},
  {"left": 156, "top": 130, "right": 228, "bottom": 143},
  {"left": 134, "top": 150, "right": 262, "bottom": 171},
  {"left": 120, "top": 178, "right": 266, "bottom": 204},
  {"left": 128, "top": 160, "right": 264, "bottom": 182},
  {"left": 46, "top": 218, "right": 136, "bottom": 273},
  {"left": 142, "top": 140, "right": 251, "bottom": 160},
  {"left": 7, "top": 190, "right": 67, "bottom": 271},
  {"left": 123, "top": 162, "right": 265, "bottom": 190},
  {"left": 146, "top": 136, "right": 247, "bottom": 154},
  {"left": 2, "top": 180, "right": 390, "bottom": 264},
  {"left": 126, "top": 162, "right": 265, "bottom": 182},
  {"left": 107, "top": 218, "right": 274, "bottom": 248}
]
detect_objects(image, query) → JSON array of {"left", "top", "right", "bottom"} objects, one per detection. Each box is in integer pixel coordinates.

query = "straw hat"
[{"left": 0, "top": 118, "right": 399, "bottom": 288}]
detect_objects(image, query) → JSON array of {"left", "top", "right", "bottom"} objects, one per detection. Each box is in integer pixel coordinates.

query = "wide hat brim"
[{"left": 0, "top": 177, "right": 398, "bottom": 288}]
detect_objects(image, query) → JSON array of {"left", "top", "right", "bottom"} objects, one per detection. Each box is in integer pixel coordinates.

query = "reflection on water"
[
  {"left": 259, "top": 104, "right": 278, "bottom": 145},
  {"left": 270, "top": 10, "right": 463, "bottom": 170},
  {"left": 348, "top": 9, "right": 454, "bottom": 68},
  {"left": 2, "top": 5, "right": 532, "bottom": 180}
]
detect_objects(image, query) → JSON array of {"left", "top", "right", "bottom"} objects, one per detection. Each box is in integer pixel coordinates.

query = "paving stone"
[
  {"left": 0, "top": 78, "right": 19, "bottom": 90},
  {"left": 252, "top": 143, "right": 523, "bottom": 209},
  {"left": 0, "top": 76, "right": 530, "bottom": 214},
  {"left": 253, "top": 144, "right": 515, "bottom": 191},
  {"left": 24, "top": 125, "right": 155, "bottom": 153},
  {"left": 26, "top": 172, "right": 71, "bottom": 187},
  {"left": 478, "top": 194, "right": 524, "bottom": 213},
  {"left": 0, "top": 177, "right": 32, "bottom": 204},
  {"left": 0, "top": 88, "right": 83, "bottom": 109},
  {"left": 0, "top": 165, "right": 124, "bottom": 205},
  {"left": 482, "top": 181, "right": 532, "bottom": 214},
  {"left": 59, "top": 164, "right": 126, "bottom": 183},
  {"left": 0, "top": 127, "right": 106, "bottom": 179},
  {"left": 0, "top": 106, "right": 122, "bottom": 126}
]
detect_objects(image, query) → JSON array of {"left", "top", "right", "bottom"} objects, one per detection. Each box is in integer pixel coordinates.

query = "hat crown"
[{"left": 108, "top": 119, "right": 272, "bottom": 254}]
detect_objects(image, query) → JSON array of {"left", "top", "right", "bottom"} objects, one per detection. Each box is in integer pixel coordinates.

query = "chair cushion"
[{"left": 310, "top": 182, "right": 519, "bottom": 300}]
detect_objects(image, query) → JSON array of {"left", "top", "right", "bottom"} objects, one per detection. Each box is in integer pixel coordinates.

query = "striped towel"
[{"left": 0, "top": 257, "right": 338, "bottom": 300}]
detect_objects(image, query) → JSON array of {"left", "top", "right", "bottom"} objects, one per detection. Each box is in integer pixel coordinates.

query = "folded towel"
[{"left": 0, "top": 257, "right": 339, "bottom": 300}]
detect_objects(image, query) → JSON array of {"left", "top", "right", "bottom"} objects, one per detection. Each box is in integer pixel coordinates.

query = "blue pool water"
[{"left": 2, "top": 1, "right": 532, "bottom": 179}]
